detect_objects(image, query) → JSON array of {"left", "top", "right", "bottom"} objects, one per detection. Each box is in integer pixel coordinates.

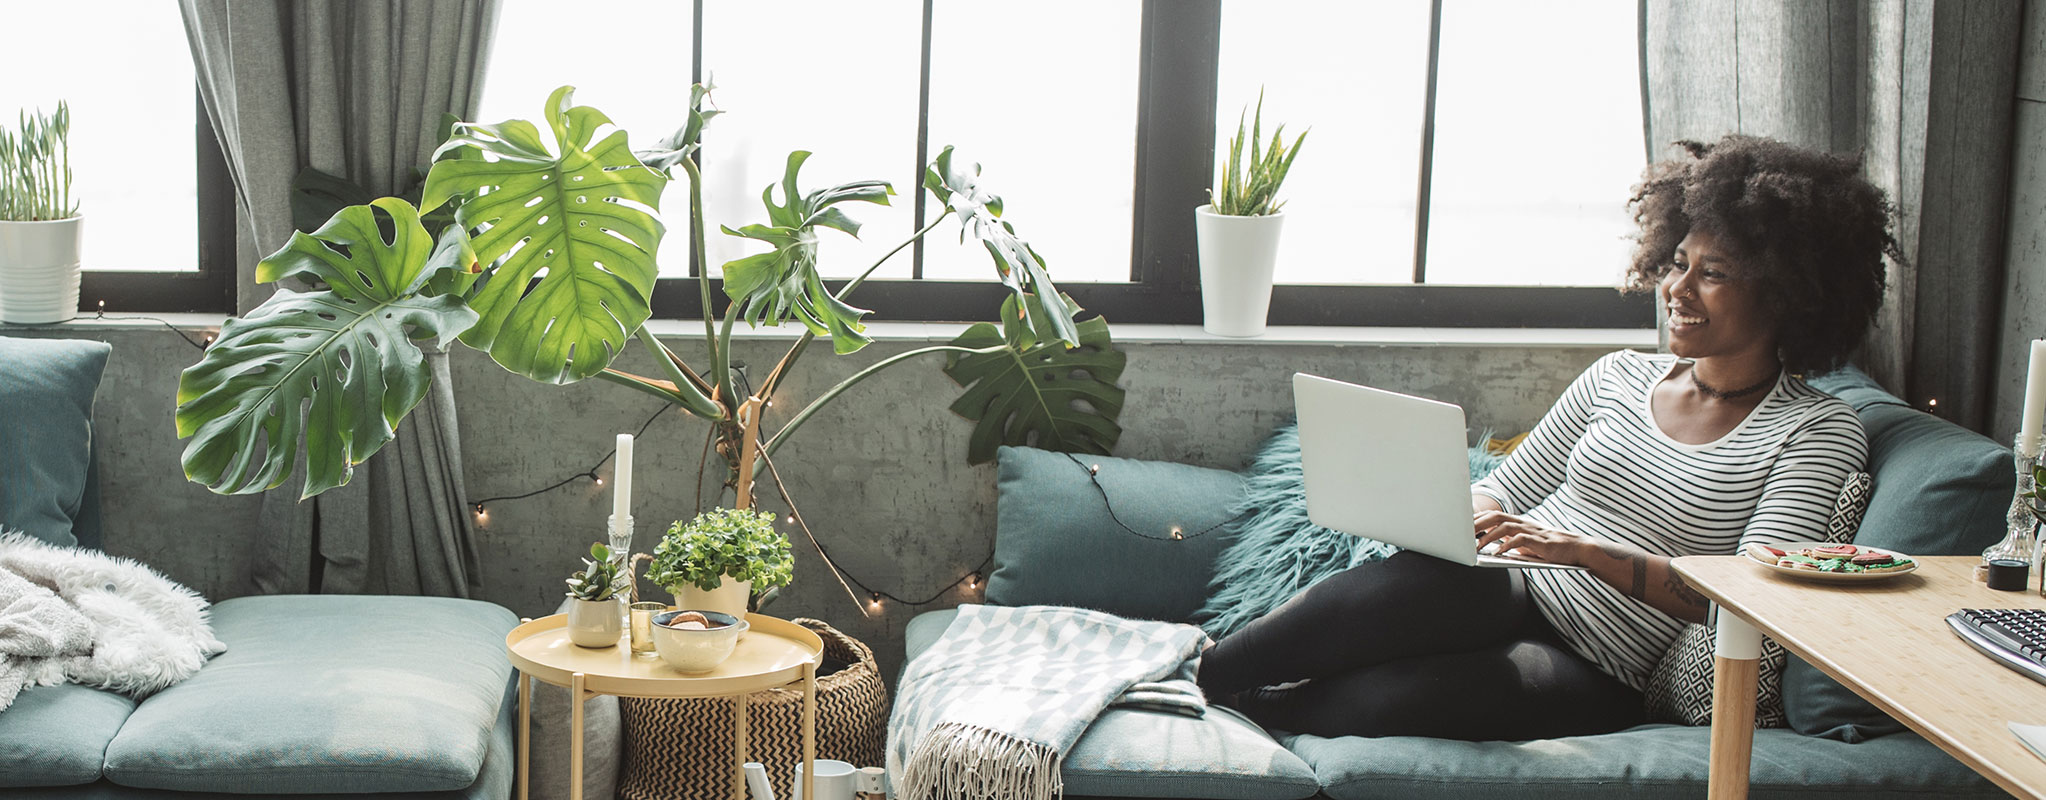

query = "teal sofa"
[
  {"left": 898, "top": 367, "right": 2013, "bottom": 799},
  {"left": 0, "top": 337, "right": 518, "bottom": 799}
]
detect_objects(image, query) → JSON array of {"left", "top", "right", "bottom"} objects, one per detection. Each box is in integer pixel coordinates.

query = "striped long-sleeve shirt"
[{"left": 1471, "top": 349, "right": 1866, "bottom": 691}]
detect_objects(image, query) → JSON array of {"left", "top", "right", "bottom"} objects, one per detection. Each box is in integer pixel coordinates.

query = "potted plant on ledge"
[
  {"left": 645, "top": 507, "right": 794, "bottom": 618},
  {"left": 1195, "top": 91, "right": 1305, "bottom": 337},
  {"left": 0, "top": 101, "right": 83, "bottom": 325}
]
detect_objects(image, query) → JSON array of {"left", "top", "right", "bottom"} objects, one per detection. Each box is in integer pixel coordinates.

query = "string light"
[
  {"left": 594, "top": 476, "right": 604, "bottom": 486},
  {"left": 869, "top": 592, "right": 883, "bottom": 610},
  {"left": 967, "top": 572, "right": 982, "bottom": 590},
  {"left": 1062, "top": 453, "right": 1246, "bottom": 541},
  {"left": 1169, "top": 526, "right": 1184, "bottom": 540}
]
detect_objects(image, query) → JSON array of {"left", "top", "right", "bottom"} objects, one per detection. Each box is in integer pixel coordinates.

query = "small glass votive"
[{"left": 628, "top": 602, "right": 667, "bottom": 654}]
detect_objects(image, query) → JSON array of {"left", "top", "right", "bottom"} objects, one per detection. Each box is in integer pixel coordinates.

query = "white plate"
[{"left": 1743, "top": 541, "right": 1919, "bottom": 582}]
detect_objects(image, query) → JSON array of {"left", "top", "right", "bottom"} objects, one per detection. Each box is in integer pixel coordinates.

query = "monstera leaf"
[
  {"left": 944, "top": 294, "right": 1125, "bottom": 464},
  {"left": 925, "top": 146, "right": 1080, "bottom": 347},
  {"left": 175, "top": 198, "right": 479, "bottom": 499},
  {"left": 720, "top": 151, "right": 893, "bottom": 355},
  {"left": 421, "top": 85, "right": 667, "bottom": 383}
]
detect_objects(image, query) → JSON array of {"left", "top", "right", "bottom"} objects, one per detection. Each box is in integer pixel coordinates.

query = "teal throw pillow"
[
  {"left": 1192, "top": 421, "right": 1507, "bottom": 640},
  {"left": 0, "top": 337, "right": 111, "bottom": 548},
  {"left": 988, "top": 445, "right": 1244, "bottom": 622},
  {"left": 1790, "top": 367, "right": 2011, "bottom": 741}
]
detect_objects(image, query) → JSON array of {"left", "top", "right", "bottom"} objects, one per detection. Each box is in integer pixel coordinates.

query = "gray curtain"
[
  {"left": 1642, "top": 0, "right": 2022, "bottom": 432},
  {"left": 179, "top": 0, "right": 499, "bottom": 596}
]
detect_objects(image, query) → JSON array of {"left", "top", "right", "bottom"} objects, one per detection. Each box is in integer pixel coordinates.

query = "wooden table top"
[
  {"left": 507, "top": 612, "right": 823, "bottom": 699},
  {"left": 1673, "top": 556, "right": 2046, "bottom": 799}
]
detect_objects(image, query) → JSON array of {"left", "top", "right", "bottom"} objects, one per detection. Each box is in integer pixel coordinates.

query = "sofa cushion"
[
  {"left": 904, "top": 609, "right": 1318, "bottom": 800},
  {"left": 0, "top": 684, "right": 135, "bottom": 788},
  {"left": 0, "top": 336, "right": 111, "bottom": 547},
  {"left": 103, "top": 595, "right": 516, "bottom": 794},
  {"left": 1795, "top": 367, "right": 2011, "bottom": 741},
  {"left": 989, "top": 446, "right": 1245, "bottom": 622},
  {"left": 1289, "top": 724, "right": 1998, "bottom": 799}
]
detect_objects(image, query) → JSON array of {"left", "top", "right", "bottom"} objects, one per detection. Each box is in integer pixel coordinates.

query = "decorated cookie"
[{"left": 1745, "top": 542, "right": 1786, "bottom": 564}]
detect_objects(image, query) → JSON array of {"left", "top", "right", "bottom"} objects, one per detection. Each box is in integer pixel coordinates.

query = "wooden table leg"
[
  {"left": 570, "top": 671, "right": 587, "bottom": 800},
  {"left": 733, "top": 693, "right": 749, "bottom": 800},
  {"left": 517, "top": 671, "right": 531, "bottom": 800},
  {"left": 1709, "top": 608, "right": 1761, "bottom": 800},
  {"left": 801, "top": 661, "right": 818, "bottom": 800}
]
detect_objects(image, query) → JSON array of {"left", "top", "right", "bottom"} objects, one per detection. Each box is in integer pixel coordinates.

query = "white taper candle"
[
  {"left": 612, "top": 433, "right": 634, "bottom": 519},
  {"left": 2020, "top": 340, "right": 2046, "bottom": 458}
]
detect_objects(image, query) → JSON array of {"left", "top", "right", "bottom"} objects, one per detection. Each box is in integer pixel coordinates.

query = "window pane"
[
  {"left": 479, "top": 1, "right": 697, "bottom": 277},
  {"left": 1217, "top": 0, "right": 1431, "bottom": 285},
  {"left": 701, "top": 1, "right": 922, "bottom": 282},
  {"left": 1425, "top": 0, "right": 1643, "bottom": 286},
  {"left": 925, "top": 1, "right": 1139, "bottom": 284},
  {"left": 2, "top": 2, "right": 196, "bottom": 272}
]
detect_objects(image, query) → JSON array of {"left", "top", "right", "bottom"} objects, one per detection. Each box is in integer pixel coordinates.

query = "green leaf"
[
  {"left": 175, "top": 198, "right": 479, "bottom": 499},
  {"left": 943, "top": 294, "right": 1125, "bottom": 465},
  {"left": 923, "top": 146, "right": 1081, "bottom": 347},
  {"left": 718, "top": 150, "right": 893, "bottom": 354},
  {"left": 421, "top": 85, "right": 668, "bottom": 384},
  {"left": 636, "top": 81, "right": 721, "bottom": 174}
]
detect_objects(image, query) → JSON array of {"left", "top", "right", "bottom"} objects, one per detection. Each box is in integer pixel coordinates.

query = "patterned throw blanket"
[{"left": 887, "top": 604, "right": 1208, "bottom": 800}]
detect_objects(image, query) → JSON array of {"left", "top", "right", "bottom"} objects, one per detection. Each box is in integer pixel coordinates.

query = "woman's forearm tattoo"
[
  {"left": 1630, "top": 556, "right": 1648, "bottom": 601},
  {"left": 1664, "top": 571, "right": 1709, "bottom": 608}
]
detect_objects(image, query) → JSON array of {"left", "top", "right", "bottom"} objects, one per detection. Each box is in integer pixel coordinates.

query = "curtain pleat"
[{"left": 180, "top": 0, "right": 499, "bottom": 597}]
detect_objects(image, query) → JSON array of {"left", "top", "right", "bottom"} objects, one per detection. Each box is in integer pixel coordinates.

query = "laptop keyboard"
[{"left": 1948, "top": 608, "right": 2046, "bottom": 686}]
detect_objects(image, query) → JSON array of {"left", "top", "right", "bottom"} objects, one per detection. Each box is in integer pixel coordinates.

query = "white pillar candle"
[
  {"left": 2021, "top": 340, "right": 2046, "bottom": 457},
  {"left": 612, "top": 433, "right": 634, "bottom": 519}
]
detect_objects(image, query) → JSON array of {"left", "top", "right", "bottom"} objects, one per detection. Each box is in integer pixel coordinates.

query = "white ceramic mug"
[{"left": 792, "top": 758, "right": 857, "bottom": 800}]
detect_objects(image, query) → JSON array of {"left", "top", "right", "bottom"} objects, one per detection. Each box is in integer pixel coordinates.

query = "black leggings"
[{"left": 1196, "top": 551, "right": 1643, "bottom": 741}]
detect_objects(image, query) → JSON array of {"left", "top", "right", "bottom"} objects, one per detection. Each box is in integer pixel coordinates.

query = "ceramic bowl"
[{"left": 651, "top": 609, "right": 746, "bottom": 672}]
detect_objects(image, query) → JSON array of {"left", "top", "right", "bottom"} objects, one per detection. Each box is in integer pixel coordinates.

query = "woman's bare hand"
[{"left": 1472, "top": 510, "right": 1598, "bottom": 566}]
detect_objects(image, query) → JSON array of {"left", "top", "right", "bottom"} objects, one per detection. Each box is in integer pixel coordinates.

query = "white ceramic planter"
[
  {"left": 565, "top": 597, "right": 623, "bottom": 647},
  {"left": 0, "top": 217, "right": 84, "bottom": 325},
  {"left": 670, "top": 576, "right": 751, "bottom": 619},
  {"left": 1194, "top": 205, "right": 1284, "bottom": 337}
]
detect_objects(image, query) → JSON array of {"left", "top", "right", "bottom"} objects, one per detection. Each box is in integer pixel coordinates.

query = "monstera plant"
[{"left": 175, "top": 84, "right": 1125, "bottom": 505}]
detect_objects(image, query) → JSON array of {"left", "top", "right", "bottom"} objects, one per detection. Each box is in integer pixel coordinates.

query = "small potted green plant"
[
  {"left": 564, "top": 542, "right": 628, "bottom": 647},
  {"left": 645, "top": 508, "right": 794, "bottom": 618},
  {"left": 0, "top": 101, "right": 84, "bottom": 324},
  {"left": 1195, "top": 90, "right": 1306, "bottom": 337}
]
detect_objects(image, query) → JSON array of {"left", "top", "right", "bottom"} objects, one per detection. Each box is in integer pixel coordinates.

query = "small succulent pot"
[
  {"left": 651, "top": 609, "right": 747, "bottom": 672},
  {"left": 566, "top": 597, "right": 623, "bottom": 648}
]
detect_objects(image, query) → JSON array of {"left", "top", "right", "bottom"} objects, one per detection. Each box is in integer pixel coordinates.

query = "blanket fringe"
[{"left": 899, "top": 722, "right": 1061, "bottom": 800}]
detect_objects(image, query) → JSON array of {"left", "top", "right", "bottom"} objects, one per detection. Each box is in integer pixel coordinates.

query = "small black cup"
[{"left": 1987, "top": 558, "right": 2030, "bottom": 591}]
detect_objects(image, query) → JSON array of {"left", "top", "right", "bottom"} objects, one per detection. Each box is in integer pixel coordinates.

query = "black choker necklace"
[{"left": 1692, "top": 369, "right": 1776, "bottom": 400}]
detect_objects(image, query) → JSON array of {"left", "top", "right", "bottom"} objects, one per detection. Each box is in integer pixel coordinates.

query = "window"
[
  {"left": 3, "top": 1, "right": 231, "bottom": 312},
  {"left": 478, "top": 0, "right": 1656, "bottom": 329}
]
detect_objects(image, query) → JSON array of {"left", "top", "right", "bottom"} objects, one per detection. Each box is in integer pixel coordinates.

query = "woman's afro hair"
[{"left": 1625, "top": 135, "right": 1900, "bottom": 375}]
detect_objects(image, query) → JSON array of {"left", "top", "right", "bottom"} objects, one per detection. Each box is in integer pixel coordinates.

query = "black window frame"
[
  {"left": 640, "top": 0, "right": 1658, "bottom": 328},
  {"left": 79, "top": 92, "right": 235, "bottom": 314}
]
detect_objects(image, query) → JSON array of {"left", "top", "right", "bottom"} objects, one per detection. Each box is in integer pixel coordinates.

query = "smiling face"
[{"left": 1661, "top": 230, "right": 1778, "bottom": 364}]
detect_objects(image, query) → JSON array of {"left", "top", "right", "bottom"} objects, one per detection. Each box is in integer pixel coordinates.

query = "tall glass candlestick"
[{"left": 1985, "top": 436, "right": 2039, "bottom": 575}]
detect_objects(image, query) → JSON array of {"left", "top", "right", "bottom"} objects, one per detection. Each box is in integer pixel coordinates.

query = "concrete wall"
[
  {"left": 35, "top": 323, "right": 1619, "bottom": 680},
  {"left": 1992, "top": 0, "right": 2046, "bottom": 448}
]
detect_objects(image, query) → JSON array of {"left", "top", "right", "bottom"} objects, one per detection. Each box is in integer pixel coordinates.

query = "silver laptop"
[{"left": 1293, "top": 373, "right": 1584, "bottom": 570}]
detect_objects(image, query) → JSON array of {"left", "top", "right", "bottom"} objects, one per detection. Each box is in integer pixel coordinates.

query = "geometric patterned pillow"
[{"left": 1643, "top": 471, "right": 1874, "bottom": 726}]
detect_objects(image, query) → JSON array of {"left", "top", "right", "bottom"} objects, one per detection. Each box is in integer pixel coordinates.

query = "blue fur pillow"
[{"left": 1192, "top": 422, "right": 1507, "bottom": 639}]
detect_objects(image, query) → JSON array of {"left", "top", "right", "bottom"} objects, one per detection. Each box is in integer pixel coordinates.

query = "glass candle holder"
[
  {"left": 1985, "top": 436, "right": 2040, "bottom": 572},
  {"left": 628, "top": 601, "right": 666, "bottom": 654}
]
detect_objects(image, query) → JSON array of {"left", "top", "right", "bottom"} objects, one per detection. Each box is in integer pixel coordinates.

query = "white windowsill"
[{"left": 13, "top": 314, "right": 1656, "bottom": 350}]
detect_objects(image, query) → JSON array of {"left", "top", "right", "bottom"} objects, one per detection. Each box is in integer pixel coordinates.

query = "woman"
[{"left": 1194, "top": 135, "right": 1901, "bottom": 741}]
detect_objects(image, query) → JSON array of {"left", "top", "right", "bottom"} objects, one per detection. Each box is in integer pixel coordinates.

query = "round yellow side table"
[{"left": 506, "top": 612, "right": 826, "bottom": 800}]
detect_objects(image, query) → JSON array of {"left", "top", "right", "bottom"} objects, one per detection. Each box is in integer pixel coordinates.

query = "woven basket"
[{"left": 618, "top": 618, "right": 888, "bottom": 800}]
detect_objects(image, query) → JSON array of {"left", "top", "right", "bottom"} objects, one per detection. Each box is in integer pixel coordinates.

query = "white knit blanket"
[
  {"left": 0, "top": 532, "right": 225, "bottom": 711},
  {"left": 887, "top": 604, "right": 1207, "bottom": 800}
]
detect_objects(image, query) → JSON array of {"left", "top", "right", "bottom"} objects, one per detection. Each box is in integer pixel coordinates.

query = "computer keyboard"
[{"left": 1948, "top": 608, "right": 2046, "bottom": 686}]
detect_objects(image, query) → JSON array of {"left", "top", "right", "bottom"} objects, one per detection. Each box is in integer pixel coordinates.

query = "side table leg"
[
  {"left": 733, "top": 693, "right": 749, "bottom": 800},
  {"left": 571, "top": 671, "right": 587, "bottom": 800},
  {"left": 517, "top": 671, "right": 530, "bottom": 800},
  {"left": 801, "top": 661, "right": 818, "bottom": 800},
  {"left": 1709, "top": 608, "right": 1761, "bottom": 800}
]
